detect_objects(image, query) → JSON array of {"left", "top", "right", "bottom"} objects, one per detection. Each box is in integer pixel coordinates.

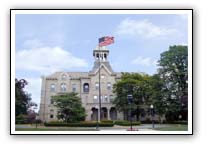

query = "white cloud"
[
  {"left": 115, "top": 18, "right": 177, "bottom": 38},
  {"left": 131, "top": 56, "right": 157, "bottom": 66},
  {"left": 16, "top": 46, "right": 88, "bottom": 74},
  {"left": 24, "top": 77, "right": 42, "bottom": 112}
]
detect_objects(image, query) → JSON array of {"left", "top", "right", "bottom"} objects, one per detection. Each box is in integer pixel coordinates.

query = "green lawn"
[
  {"left": 154, "top": 124, "right": 188, "bottom": 131},
  {"left": 16, "top": 128, "right": 97, "bottom": 131}
]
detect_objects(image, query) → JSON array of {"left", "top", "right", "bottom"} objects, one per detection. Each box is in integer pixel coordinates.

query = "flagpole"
[
  {"left": 97, "top": 36, "right": 114, "bottom": 125},
  {"left": 98, "top": 50, "right": 102, "bottom": 123}
]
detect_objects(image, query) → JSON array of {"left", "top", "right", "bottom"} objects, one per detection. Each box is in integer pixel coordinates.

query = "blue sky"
[{"left": 15, "top": 13, "right": 188, "bottom": 111}]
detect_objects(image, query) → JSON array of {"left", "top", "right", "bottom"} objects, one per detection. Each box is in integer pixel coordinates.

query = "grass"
[
  {"left": 15, "top": 128, "right": 97, "bottom": 131},
  {"left": 154, "top": 124, "right": 188, "bottom": 131}
]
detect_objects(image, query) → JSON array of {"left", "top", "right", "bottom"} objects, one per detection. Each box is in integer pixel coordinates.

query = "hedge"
[
  {"left": 44, "top": 120, "right": 142, "bottom": 127},
  {"left": 114, "top": 120, "right": 141, "bottom": 126},
  {"left": 101, "top": 120, "right": 114, "bottom": 124}
]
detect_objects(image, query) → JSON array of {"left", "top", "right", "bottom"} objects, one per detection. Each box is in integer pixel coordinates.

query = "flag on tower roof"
[{"left": 98, "top": 36, "right": 114, "bottom": 47}]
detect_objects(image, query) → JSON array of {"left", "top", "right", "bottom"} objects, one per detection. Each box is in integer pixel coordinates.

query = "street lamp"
[
  {"left": 150, "top": 104, "right": 154, "bottom": 129},
  {"left": 35, "top": 114, "right": 39, "bottom": 129},
  {"left": 127, "top": 94, "right": 133, "bottom": 131}
]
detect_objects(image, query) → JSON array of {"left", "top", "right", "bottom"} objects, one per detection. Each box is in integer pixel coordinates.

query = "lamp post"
[
  {"left": 127, "top": 94, "right": 133, "bottom": 131},
  {"left": 35, "top": 114, "right": 39, "bottom": 129},
  {"left": 150, "top": 104, "right": 154, "bottom": 129}
]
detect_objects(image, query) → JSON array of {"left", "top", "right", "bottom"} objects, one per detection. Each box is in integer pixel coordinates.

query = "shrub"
[
  {"left": 114, "top": 120, "right": 141, "bottom": 126},
  {"left": 15, "top": 114, "right": 28, "bottom": 124},
  {"left": 101, "top": 120, "right": 114, "bottom": 124}
]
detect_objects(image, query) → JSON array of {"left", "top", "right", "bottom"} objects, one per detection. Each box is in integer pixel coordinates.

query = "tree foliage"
[
  {"left": 113, "top": 45, "right": 188, "bottom": 122},
  {"left": 113, "top": 73, "right": 151, "bottom": 121},
  {"left": 15, "top": 78, "right": 37, "bottom": 116},
  {"left": 158, "top": 45, "right": 188, "bottom": 120},
  {"left": 52, "top": 92, "right": 86, "bottom": 122}
]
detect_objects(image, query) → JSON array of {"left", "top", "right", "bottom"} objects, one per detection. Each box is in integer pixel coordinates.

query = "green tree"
[
  {"left": 15, "top": 78, "right": 37, "bottom": 123},
  {"left": 158, "top": 45, "right": 188, "bottom": 121},
  {"left": 52, "top": 92, "right": 86, "bottom": 122},
  {"left": 149, "top": 74, "right": 168, "bottom": 123},
  {"left": 15, "top": 78, "right": 37, "bottom": 116},
  {"left": 113, "top": 73, "right": 151, "bottom": 121}
]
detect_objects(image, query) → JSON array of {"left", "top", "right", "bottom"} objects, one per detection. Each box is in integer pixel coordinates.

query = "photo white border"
[{"left": 11, "top": 9, "right": 193, "bottom": 135}]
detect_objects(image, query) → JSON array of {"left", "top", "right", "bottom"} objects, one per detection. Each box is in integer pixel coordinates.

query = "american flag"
[{"left": 98, "top": 36, "right": 114, "bottom": 47}]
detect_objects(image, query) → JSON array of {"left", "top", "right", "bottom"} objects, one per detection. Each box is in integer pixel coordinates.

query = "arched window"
[
  {"left": 50, "top": 109, "right": 54, "bottom": 118},
  {"left": 50, "top": 84, "right": 56, "bottom": 92},
  {"left": 83, "top": 83, "right": 89, "bottom": 92},
  {"left": 60, "top": 83, "right": 67, "bottom": 92}
]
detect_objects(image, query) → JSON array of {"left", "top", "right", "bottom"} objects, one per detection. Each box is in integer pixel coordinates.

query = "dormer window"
[{"left": 61, "top": 74, "right": 67, "bottom": 80}]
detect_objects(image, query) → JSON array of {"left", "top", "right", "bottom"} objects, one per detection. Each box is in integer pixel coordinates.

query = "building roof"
[{"left": 89, "top": 61, "right": 114, "bottom": 74}]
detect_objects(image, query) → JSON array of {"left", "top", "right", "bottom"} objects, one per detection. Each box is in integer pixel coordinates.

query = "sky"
[{"left": 15, "top": 13, "right": 188, "bottom": 111}]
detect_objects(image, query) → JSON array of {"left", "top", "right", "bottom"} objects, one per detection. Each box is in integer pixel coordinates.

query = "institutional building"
[{"left": 39, "top": 46, "right": 125, "bottom": 122}]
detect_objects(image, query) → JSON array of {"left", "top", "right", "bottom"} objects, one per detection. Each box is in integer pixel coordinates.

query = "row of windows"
[
  {"left": 50, "top": 82, "right": 112, "bottom": 92},
  {"left": 50, "top": 83, "right": 77, "bottom": 92},
  {"left": 93, "top": 95, "right": 114, "bottom": 103},
  {"left": 50, "top": 95, "right": 115, "bottom": 105},
  {"left": 60, "top": 74, "right": 107, "bottom": 80}
]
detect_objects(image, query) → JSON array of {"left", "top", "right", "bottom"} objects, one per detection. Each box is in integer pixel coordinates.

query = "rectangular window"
[
  {"left": 107, "top": 83, "right": 111, "bottom": 90},
  {"left": 72, "top": 84, "right": 76, "bottom": 92},
  {"left": 60, "top": 83, "right": 67, "bottom": 92},
  {"left": 95, "top": 82, "right": 99, "bottom": 90},
  {"left": 93, "top": 95, "right": 98, "bottom": 103},
  {"left": 110, "top": 95, "right": 114, "bottom": 103},
  {"left": 104, "top": 96, "right": 108, "bottom": 102},
  {"left": 50, "top": 84, "right": 56, "bottom": 92}
]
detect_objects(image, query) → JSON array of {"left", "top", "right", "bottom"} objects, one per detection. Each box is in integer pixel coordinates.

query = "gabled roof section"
[{"left": 89, "top": 61, "right": 114, "bottom": 75}]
